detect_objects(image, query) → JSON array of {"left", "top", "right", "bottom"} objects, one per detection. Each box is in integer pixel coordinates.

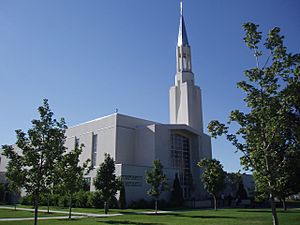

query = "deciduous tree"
[
  {"left": 146, "top": 159, "right": 168, "bottom": 214},
  {"left": 2, "top": 99, "right": 67, "bottom": 225},
  {"left": 56, "top": 144, "right": 90, "bottom": 219},
  {"left": 207, "top": 23, "right": 300, "bottom": 225},
  {"left": 198, "top": 158, "right": 226, "bottom": 210},
  {"left": 93, "top": 153, "right": 120, "bottom": 214}
]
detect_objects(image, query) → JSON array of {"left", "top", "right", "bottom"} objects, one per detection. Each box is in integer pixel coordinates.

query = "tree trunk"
[
  {"left": 47, "top": 195, "right": 50, "bottom": 214},
  {"left": 104, "top": 201, "right": 108, "bottom": 214},
  {"left": 282, "top": 198, "right": 287, "bottom": 211},
  {"left": 34, "top": 193, "right": 40, "bottom": 225},
  {"left": 213, "top": 195, "right": 217, "bottom": 211},
  {"left": 68, "top": 195, "right": 72, "bottom": 220},
  {"left": 155, "top": 199, "right": 158, "bottom": 215},
  {"left": 270, "top": 196, "right": 279, "bottom": 225}
]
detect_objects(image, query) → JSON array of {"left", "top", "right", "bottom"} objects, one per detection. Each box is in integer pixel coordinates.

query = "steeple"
[
  {"left": 177, "top": 2, "right": 189, "bottom": 46},
  {"left": 170, "top": 2, "right": 203, "bottom": 132},
  {"left": 176, "top": 1, "right": 192, "bottom": 73}
]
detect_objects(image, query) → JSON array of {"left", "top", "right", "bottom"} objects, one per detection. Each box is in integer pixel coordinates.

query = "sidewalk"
[
  {"left": 0, "top": 206, "right": 122, "bottom": 221},
  {"left": 0, "top": 205, "right": 173, "bottom": 221},
  {"left": 0, "top": 215, "right": 85, "bottom": 221}
]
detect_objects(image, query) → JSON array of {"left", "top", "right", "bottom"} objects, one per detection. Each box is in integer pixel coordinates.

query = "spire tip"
[{"left": 180, "top": 1, "right": 183, "bottom": 16}]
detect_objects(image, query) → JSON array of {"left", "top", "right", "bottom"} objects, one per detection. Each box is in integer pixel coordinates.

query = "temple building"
[
  {"left": 64, "top": 3, "right": 212, "bottom": 203},
  {"left": 0, "top": 3, "right": 212, "bottom": 204}
]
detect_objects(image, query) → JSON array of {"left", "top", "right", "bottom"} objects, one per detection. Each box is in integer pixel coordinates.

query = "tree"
[
  {"left": 118, "top": 183, "right": 126, "bottom": 209},
  {"left": 93, "top": 153, "right": 120, "bottom": 214},
  {"left": 145, "top": 159, "right": 168, "bottom": 214},
  {"left": 207, "top": 23, "right": 300, "bottom": 225},
  {"left": 1, "top": 145, "right": 23, "bottom": 210},
  {"left": 197, "top": 158, "right": 226, "bottom": 210},
  {"left": 56, "top": 144, "right": 90, "bottom": 219},
  {"left": 2, "top": 99, "right": 67, "bottom": 225},
  {"left": 226, "top": 172, "right": 242, "bottom": 195},
  {"left": 170, "top": 173, "right": 184, "bottom": 207}
]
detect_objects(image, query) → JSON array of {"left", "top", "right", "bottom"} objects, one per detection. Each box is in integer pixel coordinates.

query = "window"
[
  {"left": 75, "top": 137, "right": 80, "bottom": 147},
  {"left": 83, "top": 177, "right": 91, "bottom": 191},
  {"left": 170, "top": 133, "right": 191, "bottom": 198},
  {"left": 91, "top": 134, "right": 97, "bottom": 167}
]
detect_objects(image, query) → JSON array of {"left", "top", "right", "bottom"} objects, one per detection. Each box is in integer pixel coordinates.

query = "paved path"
[
  {"left": 0, "top": 206, "right": 123, "bottom": 221},
  {"left": 0, "top": 206, "right": 173, "bottom": 221},
  {"left": 0, "top": 215, "right": 85, "bottom": 221}
]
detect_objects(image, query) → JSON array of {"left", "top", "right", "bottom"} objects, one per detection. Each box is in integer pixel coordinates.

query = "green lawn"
[
  {"left": 0, "top": 208, "right": 299, "bottom": 225},
  {"left": 6, "top": 204, "right": 152, "bottom": 214},
  {"left": 0, "top": 208, "right": 65, "bottom": 218}
]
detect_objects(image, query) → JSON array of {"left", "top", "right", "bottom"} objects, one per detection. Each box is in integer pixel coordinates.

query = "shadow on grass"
[
  {"left": 61, "top": 218, "right": 82, "bottom": 221},
  {"left": 143, "top": 213, "right": 236, "bottom": 219},
  {"left": 97, "top": 220, "right": 164, "bottom": 225},
  {"left": 236, "top": 209, "right": 300, "bottom": 214},
  {"left": 174, "top": 214, "right": 236, "bottom": 219}
]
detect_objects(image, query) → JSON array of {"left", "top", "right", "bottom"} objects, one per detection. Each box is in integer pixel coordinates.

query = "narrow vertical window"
[
  {"left": 75, "top": 137, "right": 80, "bottom": 147},
  {"left": 182, "top": 56, "right": 187, "bottom": 71},
  {"left": 170, "top": 132, "right": 191, "bottom": 198},
  {"left": 92, "top": 134, "right": 97, "bottom": 167}
]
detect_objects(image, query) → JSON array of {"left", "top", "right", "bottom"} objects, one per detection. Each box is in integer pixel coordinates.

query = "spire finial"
[
  {"left": 177, "top": 1, "right": 189, "bottom": 46},
  {"left": 180, "top": 1, "right": 183, "bottom": 16}
]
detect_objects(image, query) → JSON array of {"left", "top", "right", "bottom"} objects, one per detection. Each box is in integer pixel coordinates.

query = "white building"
[
  {"left": 1, "top": 3, "right": 212, "bottom": 204},
  {"left": 64, "top": 4, "right": 212, "bottom": 203}
]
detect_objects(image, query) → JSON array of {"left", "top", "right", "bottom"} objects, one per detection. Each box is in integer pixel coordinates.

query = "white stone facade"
[{"left": 64, "top": 113, "right": 211, "bottom": 203}]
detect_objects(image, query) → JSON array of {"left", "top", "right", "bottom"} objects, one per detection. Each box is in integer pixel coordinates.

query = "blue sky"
[{"left": 0, "top": 0, "right": 299, "bottom": 173}]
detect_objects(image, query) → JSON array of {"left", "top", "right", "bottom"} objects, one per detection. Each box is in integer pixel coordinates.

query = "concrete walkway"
[
  {"left": 0, "top": 215, "right": 85, "bottom": 221},
  {"left": 0, "top": 206, "right": 122, "bottom": 221},
  {"left": 0, "top": 206, "right": 173, "bottom": 221}
]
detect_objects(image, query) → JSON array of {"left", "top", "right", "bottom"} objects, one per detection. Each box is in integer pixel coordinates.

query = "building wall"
[
  {"left": 65, "top": 114, "right": 117, "bottom": 167},
  {"left": 0, "top": 113, "right": 212, "bottom": 202},
  {"left": 201, "top": 133, "right": 212, "bottom": 159},
  {"left": 170, "top": 72, "right": 203, "bottom": 133},
  {"left": 135, "top": 125, "right": 156, "bottom": 167},
  {"left": 115, "top": 114, "right": 157, "bottom": 165},
  {"left": 116, "top": 163, "right": 177, "bottom": 205}
]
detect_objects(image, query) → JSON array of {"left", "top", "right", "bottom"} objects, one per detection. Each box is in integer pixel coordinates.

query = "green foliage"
[
  {"left": 170, "top": 173, "right": 184, "bottom": 207},
  {"left": 118, "top": 184, "right": 126, "bottom": 209},
  {"left": 0, "top": 183, "right": 5, "bottom": 202},
  {"left": 146, "top": 160, "right": 168, "bottom": 199},
  {"left": 207, "top": 22, "right": 300, "bottom": 225},
  {"left": 146, "top": 159, "right": 168, "bottom": 214},
  {"left": 1, "top": 99, "right": 67, "bottom": 225},
  {"left": 198, "top": 158, "right": 226, "bottom": 210},
  {"left": 91, "top": 191, "right": 104, "bottom": 208},
  {"left": 55, "top": 143, "right": 90, "bottom": 219},
  {"left": 236, "top": 180, "right": 248, "bottom": 200},
  {"left": 93, "top": 153, "right": 121, "bottom": 213},
  {"left": 56, "top": 144, "right": 89, "bottom": 195},
  {"left": 20, "top": 195, "right": 33, "bottom": 205}
]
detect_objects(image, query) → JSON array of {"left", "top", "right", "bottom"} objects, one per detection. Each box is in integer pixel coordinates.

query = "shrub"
[{"left": 20, "top": 195, "right": 33, "bottom": 205}]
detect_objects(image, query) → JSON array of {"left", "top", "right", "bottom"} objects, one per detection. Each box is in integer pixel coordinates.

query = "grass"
[
  {"left": 0, "top": 208, "right": 65, "bottom": 218},
  {"left": 6, "top": 204, "right": 152, "bottom": 214},
  {"left": 0, "top": 208, "right": 299, "bottom": 225}
]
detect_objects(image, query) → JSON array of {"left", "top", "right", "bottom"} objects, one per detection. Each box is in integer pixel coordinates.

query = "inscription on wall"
[{"left": 122, "top": 175, "right": 143, "bottom": 187}]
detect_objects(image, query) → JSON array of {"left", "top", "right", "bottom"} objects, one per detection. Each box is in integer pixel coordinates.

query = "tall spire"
[
  {"left": 176, "top": 1, "right": 192, "bottom": 73},
  {"left": 177, "top": 1, "right": 189, "bottom": 46}
]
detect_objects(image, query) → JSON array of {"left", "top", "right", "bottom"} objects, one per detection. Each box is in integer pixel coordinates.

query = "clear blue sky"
[{"left": 0, "top": 0, "right": 299, "bottom": 173}]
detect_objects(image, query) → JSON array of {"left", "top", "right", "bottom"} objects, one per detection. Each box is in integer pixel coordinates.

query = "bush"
[
  {"left": 128, "top": 198, "right": 152, "bottom": 209},
  {"left": 91, "top": 191, "right": 104, "bottom": 208},
  {"left": 73, "top": 191, "right": 93, "bottom": 208},
  {"left": 20, "top": 195, "right": 33, "bottom": 205}
]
